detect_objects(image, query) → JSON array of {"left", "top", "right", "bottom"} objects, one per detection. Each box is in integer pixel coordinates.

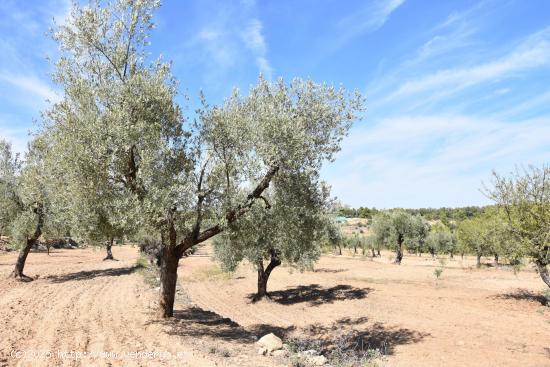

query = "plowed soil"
[{"left": 1, "top": 245, "right": 549, "bottom": 367}]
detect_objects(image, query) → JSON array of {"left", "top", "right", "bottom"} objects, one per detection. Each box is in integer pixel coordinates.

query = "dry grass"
[{"left": 182, "top": 264, "right": 233, "bottom": 282}]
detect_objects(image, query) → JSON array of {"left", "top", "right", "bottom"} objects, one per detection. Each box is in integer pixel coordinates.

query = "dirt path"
[
  {"left": 0, "top": 247, "right": 215, "bottom": 367},
  {"left": 179, "top": 249, "right": 550, "bottom": 367},
  {"left": 1, "top": 246, "right": 549, "bottom": 367}
]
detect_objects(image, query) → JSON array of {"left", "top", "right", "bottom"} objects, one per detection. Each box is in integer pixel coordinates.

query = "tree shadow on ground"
[
  {"left": 293, "top": 316, "right": 428, "bottom": 357},
  {"left": 493, "top": 289, "right": 548, "bottom": 306},
  {"left": 155, "top": 307, "right": 426, "bottom": 358},
  {"left": 247, "top": 284, "right": 372, "bottom": 306},
  {"left": 155, "top": 307, "right": 295, "bottom": 343},
  {"left": 45, "top": 266, "right": 138, "bottom": 283}
]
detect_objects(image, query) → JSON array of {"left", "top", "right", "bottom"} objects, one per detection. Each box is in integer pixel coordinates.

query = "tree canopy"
[
  {"left": 487, "top": 166, "right": 550, "bottom": 287},
  {"left": 40, "top": 0, "right": 364, "bottom": 316}
]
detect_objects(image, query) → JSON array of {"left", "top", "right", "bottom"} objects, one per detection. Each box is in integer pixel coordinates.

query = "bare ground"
[
  {"left": 0, "top": 247, "right": 216, "bottom": 367},
  {"left": 1, "top": 245, "right": 549, "bottom": 366}
]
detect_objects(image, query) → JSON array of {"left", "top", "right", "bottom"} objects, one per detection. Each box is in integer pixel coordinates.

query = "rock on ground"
[{"left": 256, "top": 333, "right": 283, "bottom": 353}]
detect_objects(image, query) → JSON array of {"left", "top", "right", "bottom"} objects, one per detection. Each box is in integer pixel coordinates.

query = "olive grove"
[
  {"left": 37, "top": 0, "right": 363, "bottom": 318},
  {"left": 368, "top": 210, "right": 428, "bottom": 264}
]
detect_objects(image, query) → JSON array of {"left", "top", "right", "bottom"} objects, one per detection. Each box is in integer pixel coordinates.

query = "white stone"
[{"left": 256, "top": 333, "right": 283, "bottom": 352}]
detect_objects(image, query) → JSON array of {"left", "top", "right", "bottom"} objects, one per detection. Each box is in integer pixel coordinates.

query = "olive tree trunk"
[
  {"left": 103, "top": 237, "right": 114, "bottom": 260},
  {"left": 11, "top": 240, "right": 35, "bottom": 279},
  {"left": 535, "top": 260, "right": 550, "bottom": 288},
  {"left": 394, "top": 235, "right": 404, "bottom": 265},
  {"left": 154, "top": 165, "right": 280, "bottom": 318},
  {"left": 10, "top": 204, "right": 43, "bottom": 280},
  {"left": 476, "top": 254, "right": 481, "bottom": 268},
  {"left": 159, "top": 245, "right": 180, "bottom": 318},
  {"left": 254, "top": 250, "right": 281, "bottom": 302}
]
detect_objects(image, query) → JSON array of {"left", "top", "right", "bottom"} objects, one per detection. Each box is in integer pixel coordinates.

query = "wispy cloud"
[
  {"left": 325, "top": 114, "right": 550, "bottom": 208},
  {"left": 384, "top": 27, "right": 550, "bottom": 104},
  {"left": 333, "top": 0, "right": 405, "bottom": 47},
  {"left": 0, "top": 0, "right": 68, "bottom": 153},
  {"left": 181, "top": 3, "right": 273, "bottom": 87},
  {"left": 241, "top": 19, "right": 272, "bottom": 78},
  {"left": 0, "top": 73, "right": 59, "bottom": 104},
  {"left": 197, "top": 28, "right": 239, "bottom": 69},
  {"left": 0, "top": 124, "right": 30, "bottom": 156},
  {"left": 338, "top": 0, "right": 405, "bottom": 35}
]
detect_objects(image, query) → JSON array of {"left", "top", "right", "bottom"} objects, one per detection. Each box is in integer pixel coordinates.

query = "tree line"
[
  {"left": 335, "top": 204, "right": 487, "bottom": 223},
  {"left": 329, "top": 171, "right": 550, "bottom": 289}
]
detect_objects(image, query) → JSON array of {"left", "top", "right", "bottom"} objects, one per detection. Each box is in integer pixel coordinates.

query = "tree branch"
[{"left": 177, "top": 165, "right": 280, "bottom": 254}]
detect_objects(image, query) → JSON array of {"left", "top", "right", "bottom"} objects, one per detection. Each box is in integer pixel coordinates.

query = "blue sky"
[{"left": 1, "top": 0, "right": 549, "bottom": 208}]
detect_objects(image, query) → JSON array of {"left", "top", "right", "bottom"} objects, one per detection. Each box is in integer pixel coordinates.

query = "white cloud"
[
  {"left": 324, "top": 115, "right": 550, "bottom": 208},
  {"left": 335, "top": 0, "right": 405, "bottom": 46},
  {"left": 338, "top": 0, "right": 405, "bottom": 34},
  {"left": 197, "top": 28, "right": 238, "bottom": 68},
  {"left": 0, "top": 126, "right": 29, "bottom": 156},
  {"left": 0, "top": 73, "right": 58, "bottom": 104},
  {"left": 185, "top": 5, "right": 273, "bottom": 83},
  {"left": 386, "top": 27, "right": 550, "bottom": 102},
  {"left": 241, "top": 19, "right": 272, "bottom": 78}
]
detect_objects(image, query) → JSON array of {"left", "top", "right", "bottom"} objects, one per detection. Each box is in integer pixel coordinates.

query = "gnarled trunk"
[
  {"left": 254, "top": 249, "right": 281, "bottom": 301},
  {"left": 103, "top": 238, "right": 114, "bottom": 260},
  {"left": 158, "top": 222, "right": 182, "bottom": 318},
  {"left": 535, "top": 260, "right": 550, "bottom": 288},
  {"left": 371, "top": 248, "right": 376, "bottom": 258},
  {"left": 395, "top": 248, "right": 403, "bottom": 264},
  {"left": 10, "top": 204, "right": 43, "bottom": 280},
  {"left": 159, "top": 245, "right": 180, "bottom": 318},
  {"left": 394, "top": 235, "right": 403, "bottom": 265},
  {"left": 476, "top": 254, "right": 481, "bottom": 268},
  {"left": 493, "top": 254, "right": 499, "bottom": 267},
  {"left": 11, "top": 240, "right": 34, "bottom": 279}
]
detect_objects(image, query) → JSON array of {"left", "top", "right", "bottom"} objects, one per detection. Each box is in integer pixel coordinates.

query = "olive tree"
[
  {"left": 457, "top": 211, "right": 504, "bottom": 268},
  {"left": 369, "top": 211, "right": 428, "bottom": 264},
  {"left": 8, "top": 137, "right": 68, "bottom": 279},
  {"left": 326, "top": 219, "right": 345, "bottom": 255},
  {"left": 0, "top": 139, "right": 21, "bottom": 241},
  {"left": 426, "top": 222, "right": 456, "bottom": 258},
  {"left": 45, "top": 0, "right": 363, "bottom": 317},
  {"left": 487, "top": 166, "right": 550, "bottom": 287},
  {"left": 213, "top": 172, "right": 329, "bottom": 301}
]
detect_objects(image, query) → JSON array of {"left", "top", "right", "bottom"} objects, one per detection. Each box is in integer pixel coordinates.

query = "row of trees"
[
  {"left": 334, "top": 203, "right": 485, "bottom": 222},
  {"left": 0, "top": 0, "right": 363, "bottom": 317},
  {"left": 351, "top": 168, "right": 550, "bottom": 289}
]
